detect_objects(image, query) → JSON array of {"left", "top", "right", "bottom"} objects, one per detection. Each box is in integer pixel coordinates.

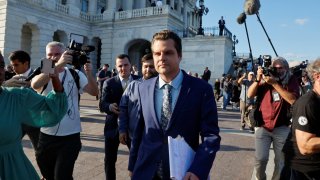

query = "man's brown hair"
[{"left": 151, "top": 30, "right": 182, "bottom": 57}]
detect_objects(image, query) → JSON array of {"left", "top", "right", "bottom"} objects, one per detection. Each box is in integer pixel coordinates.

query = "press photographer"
[
  {"left": 30, "top": 41, "right": 98, "bottom": 179},
  {"left": 247, "top": 56, "right": 300, "bottom": 180}
]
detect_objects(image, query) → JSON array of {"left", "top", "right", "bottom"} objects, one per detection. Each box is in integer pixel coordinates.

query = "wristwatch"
[{"left": 255, "top": 79, "right": 260, "bottom": 82}]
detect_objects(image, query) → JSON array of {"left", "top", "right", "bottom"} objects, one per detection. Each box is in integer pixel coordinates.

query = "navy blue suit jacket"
[
  {"left": 118, "top": 78, "right": 143, "bottom": 139},
  {"left": 100, "top": 75, "right": 139, "bottom": 138},
  {"left": 129, "top": 71, "right": 220, "bottom": 180}
]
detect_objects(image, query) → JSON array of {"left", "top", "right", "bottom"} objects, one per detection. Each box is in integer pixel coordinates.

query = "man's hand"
[
  {"left": 109, "top": 103, "right": 120, "bottom": 114},
  {"left": 84, "top": 60, "right": 93, "bottom": 73},
  {"left": 55, "top": 51, "right": 73, "bottom": 68},
  {"left": 119, "top": 132, "right": 128, "bottom": 145},
  {"left": 263, "top": 74, "right": 277, "bottom": 85},
  {"left": 183, "top": 172, "right": 199, "bottom": 180},
  {"left": 2, "top": 75, "right": 30, "bottom": 87},
  {"left": 128, "top": 171, "right": 133, "bottom": 177}
]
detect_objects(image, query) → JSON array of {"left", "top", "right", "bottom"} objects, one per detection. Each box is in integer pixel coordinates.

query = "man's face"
[
  {"left": 273, "top": 62, "right": 287, "bottom": 79},
  {"left": 46, "top": 45, "right": 63, "bottom": 63},
  {"left": 248, "top": 74, "right": 254, "bottom": 81},
  {"left": 0, "top": 56, "right": 5, "bottom": 85},
  {"left": 152, "top": 39, "right": 181, "bottom": 78},
  {"left": 142, "top": 60, "right": 156, "bottom": 79},
  {"left": 103, "top": 65, "right": 109, "bottom": 70},
  {"left": 10, "top": 59, "right": 29, "bottom": 74},
  {"left": 116, "top": 57, "right": 131, "bottom": 79}
]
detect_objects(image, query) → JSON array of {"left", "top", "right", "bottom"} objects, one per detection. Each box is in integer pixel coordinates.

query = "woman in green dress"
[{"left": 0, "top": 52, "right": 67, "bottom": 180}]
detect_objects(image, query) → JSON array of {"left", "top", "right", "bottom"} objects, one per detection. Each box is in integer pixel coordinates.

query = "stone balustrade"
[
  {"left": 55, "top": 3, "right": 69, "bottom": 15},
  {"left": 14, "top": 1, "right": 184, "bottom": 23},
  {"left": 115, "top": 5, "right": 182, "bottom": 21}
]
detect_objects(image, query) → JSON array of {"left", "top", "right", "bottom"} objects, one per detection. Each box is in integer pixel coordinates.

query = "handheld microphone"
[
  {"left": 237, "top": 12, "right": 247, "bottom": 24},
  {"left": 244, "top": 0, "right": 260, "bottom": 15},
  {"left": 25, "top": 67, "right": 41, "bottom": 81}
]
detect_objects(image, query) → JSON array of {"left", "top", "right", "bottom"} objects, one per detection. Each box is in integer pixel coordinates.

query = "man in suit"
[
  {"left": 99, "top": 54, "right": 139, "bottom": 180},
  {"left": 218, "top": 16, "right": 225, "bottom": 36},
  {"left": 118, "top": 53, "right": 158, "bottom": 147},
  {"left": 129, "top": 30, "right": 221, "bottom": 180},
  {"left": 202, "top": 66, "right": 211, "bottom": 82},
  {"left": 7, "top": 50, "right": 40, "bottom": 153}
]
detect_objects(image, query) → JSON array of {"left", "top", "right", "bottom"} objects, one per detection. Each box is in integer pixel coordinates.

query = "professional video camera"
[
  {"left": 68, "top": 40, "right": 95, "bottom": 67},
  {"left": 261, "top": 55, "right": 277, "bottom": 76}
]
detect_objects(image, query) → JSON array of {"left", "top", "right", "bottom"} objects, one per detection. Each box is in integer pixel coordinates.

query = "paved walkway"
[{"left": 23, "top": 93, "right": 275, "bottom": 180}]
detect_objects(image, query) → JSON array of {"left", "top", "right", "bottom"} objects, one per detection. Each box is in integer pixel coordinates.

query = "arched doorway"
[
  {"left": 20, "top": 23, "right": 40, "bottom": 68},
  {"left": 126, "top": 39, "right": 151, "bottom": 76}
]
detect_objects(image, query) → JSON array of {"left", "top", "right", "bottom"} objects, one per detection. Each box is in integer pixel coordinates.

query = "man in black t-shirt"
[{"left": 282, "top": 59, "right": 320, "bottom": 179}]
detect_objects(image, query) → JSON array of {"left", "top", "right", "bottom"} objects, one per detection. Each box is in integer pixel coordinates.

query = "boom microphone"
[
  {"left": 244, "top": 0, "right": 260, "bottom": 15},
  {"left": 25, "top": 67, "right": 41, "bottom": 81},
  {"left": 237, "top": 12, "right": 247, "bottom": 24}
]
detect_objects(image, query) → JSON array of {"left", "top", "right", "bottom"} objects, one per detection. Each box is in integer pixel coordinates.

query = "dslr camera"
[
  {"left": 261, "top": 55, "right": 277, "bottom": 76},
  {"left": 67, "top": 40, "right": 95, "bottom": 67}
]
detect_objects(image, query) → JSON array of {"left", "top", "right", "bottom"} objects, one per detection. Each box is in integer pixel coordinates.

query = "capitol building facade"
[{"left": 0, "top": 0, "right": 234, "bottom": 81}]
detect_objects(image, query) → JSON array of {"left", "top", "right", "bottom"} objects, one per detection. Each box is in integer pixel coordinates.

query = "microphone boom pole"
[
  {"left": 244, "top": 20, "right": 254, "bottom": 72},
  {"left": 256, "top": 12, "right": 278, "bottom": 57}
]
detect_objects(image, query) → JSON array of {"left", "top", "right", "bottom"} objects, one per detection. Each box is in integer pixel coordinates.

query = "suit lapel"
[
  {"left": 114, "top": 76, "right": 124, "bottom": 94},
  {"left": 148, "top": 77, "right": 161, "bottom": 129}
]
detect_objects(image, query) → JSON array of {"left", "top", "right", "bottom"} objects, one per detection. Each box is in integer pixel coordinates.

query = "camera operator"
[
  {"left": 247, "top": 57, "right": 300, "bottom": 180},
  {"left": 31, "top": 41, "right": 98, "bottom": 179}
]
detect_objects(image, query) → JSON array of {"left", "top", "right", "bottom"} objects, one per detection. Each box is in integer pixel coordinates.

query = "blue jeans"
[
  {"left": 223, "top": 91, "right": 231, "bottom": 110},
  {"left": 254, "top": 126, "right": 290, "bottom": 180}
]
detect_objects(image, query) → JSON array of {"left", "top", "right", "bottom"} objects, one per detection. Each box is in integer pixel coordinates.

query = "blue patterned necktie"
[{"left": 161, "top": 84, "right": 172, "bottom": 130}]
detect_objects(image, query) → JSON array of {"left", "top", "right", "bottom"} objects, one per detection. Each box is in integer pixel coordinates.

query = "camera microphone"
[
  {"left": 81, "top": 45, "right": 95, "bottom": 52},
  {"left": 25, "top": 67, "right": 41, "bottom": 81},
  {"left": 244, "top": 0, "right": 260, "bottom": 15},
  {"left": 237, "top": 12, "right": 247, "bottom": 24}
]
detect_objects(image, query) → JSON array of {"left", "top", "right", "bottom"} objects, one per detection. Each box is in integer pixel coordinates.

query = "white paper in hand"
[{"left": 168, "top": 135, "right": 195, "bottom": 180}]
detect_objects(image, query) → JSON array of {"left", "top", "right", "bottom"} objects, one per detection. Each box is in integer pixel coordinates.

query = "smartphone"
[{"left": 40, "top": 58, "right": 55, "bottom": 74}]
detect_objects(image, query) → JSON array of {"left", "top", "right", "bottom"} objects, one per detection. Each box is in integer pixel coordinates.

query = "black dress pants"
[
  {"left": 104, "top": 132, "right": 130, "bottom": 180},
  {"left": 36, "top": 132, "right": 81, "bottom": 180}
]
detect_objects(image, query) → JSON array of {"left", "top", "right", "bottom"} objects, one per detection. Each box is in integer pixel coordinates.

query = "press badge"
[{"left": 272, "top": 91, "right": 280, "bottom": 102}]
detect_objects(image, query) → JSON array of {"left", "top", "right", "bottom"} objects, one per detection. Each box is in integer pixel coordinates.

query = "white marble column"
[
  {"left": 141, "top": 0, "right": 146, "bottom": 8},
  {"left": 88, "top": 0, "right": 98, "bottom": 14},
  {"left": 177, "top": 0, "right": 182, "bottom": 13},
  {"left": 125, "top": 0, "right": 134, "bottom": 10},
  {"left": 67, "top": 0, "right": 80, "bottom": 17},
  {"left": 107, "top": 0, "right": 117, "bottom": 11},
  {"left": 170, "top": 0, "right": 174, "bottom": 9},
  {"left": 67, "top": 0, "right": 77, "bottom": 7}
]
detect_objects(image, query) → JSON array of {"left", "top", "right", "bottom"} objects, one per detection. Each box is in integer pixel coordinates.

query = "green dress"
[{"left": 0, "top": 87, "right": 67, "bottom": 180}]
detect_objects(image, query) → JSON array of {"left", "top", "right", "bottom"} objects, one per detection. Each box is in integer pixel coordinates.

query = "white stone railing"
[
  {"left": 55, "top": 3, "right": 69, "bottom": 15},
  {"left": 80, "top": 12, "right": 103, "bottom": 22},
  {"left": 80, "top": 12, "right": 91, "bottom": 21},
  {"left": 15, "top": 0, "right": 181, "bottom": 23},
  {"left": 91, "top": 14, "right": 103, "bottom": 22},
  {"left": 115, "top": 5, "right": 182, "bottom": 21}
]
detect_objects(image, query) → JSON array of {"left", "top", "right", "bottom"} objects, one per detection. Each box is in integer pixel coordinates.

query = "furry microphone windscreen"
[
  {"left": 237, "top": 12, "right": 247, "bottom": 24},
  {"left": 244, "top": 0, "right": 261, "bottom": 15}
]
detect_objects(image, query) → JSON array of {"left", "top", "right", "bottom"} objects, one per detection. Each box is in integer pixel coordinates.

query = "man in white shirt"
[{"left": 31, "top": 41, "right": 98, "bottom": 179}]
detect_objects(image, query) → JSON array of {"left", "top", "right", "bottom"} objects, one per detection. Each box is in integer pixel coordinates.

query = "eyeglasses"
[{"left": 274, "top": 66, "right": 284, "bottom": 70}]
